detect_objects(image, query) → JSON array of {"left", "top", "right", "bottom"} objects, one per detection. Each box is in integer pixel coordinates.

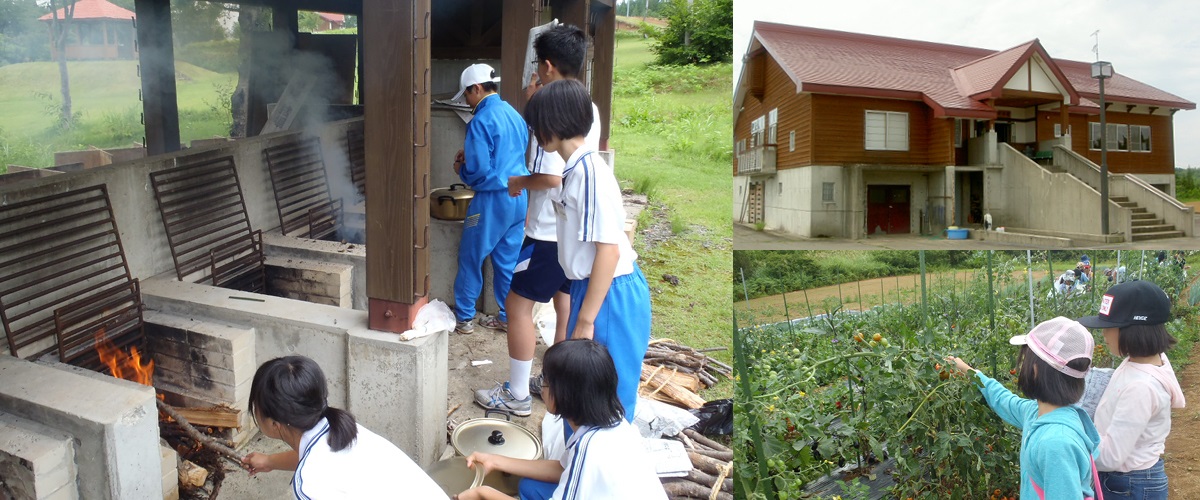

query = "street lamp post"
[{"left": 1092, "top": 61, "right": 1113, "bottom": 235}]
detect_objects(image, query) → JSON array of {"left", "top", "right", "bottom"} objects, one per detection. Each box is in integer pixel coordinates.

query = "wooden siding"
[
  {"left": 735, "top": 53, "right": 812, "bottom": 173},
  {"left": 1043, "top": 111, "right": 1175, "bottom": 176},
  {"left": 811, "top": 94, "right": 952, "bottom": 166}
]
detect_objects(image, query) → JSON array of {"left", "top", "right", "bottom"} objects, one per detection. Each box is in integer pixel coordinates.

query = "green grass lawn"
[
  {"left": 0, "top": 60, "right": 234, "bottom": 169},
  {"left": 611, "top": 35, "right": 733, "bottom": 398}
]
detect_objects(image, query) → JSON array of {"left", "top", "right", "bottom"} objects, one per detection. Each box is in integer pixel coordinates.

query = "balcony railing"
[{"left": 736, "top": 145, "right": 776, "bottom": 176}]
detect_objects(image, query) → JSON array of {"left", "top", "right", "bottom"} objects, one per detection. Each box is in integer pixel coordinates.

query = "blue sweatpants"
[
  {"left": 453, "top": 189, "right": 526, "bottom": 323},
  {"left": 518, "top": 477, "right": 557, "bottom": 500},
  {"left": 565, "top": 264, "right": 652, "bottom": 423}
]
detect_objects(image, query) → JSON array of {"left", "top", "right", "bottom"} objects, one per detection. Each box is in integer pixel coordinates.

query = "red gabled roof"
[
  {"left": 317, "top": 12, "right": 344, "bottom": 24},
  {"left": 39, "top": 0, "right": 135, "bottom": 21},
  {"left": 747, "top": 22, "right": 1195, "bottom": 119}
]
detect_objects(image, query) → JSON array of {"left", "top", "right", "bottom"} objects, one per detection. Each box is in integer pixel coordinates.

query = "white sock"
[{"left": 509, "top": 358, "right": 533, "bottom": 400}]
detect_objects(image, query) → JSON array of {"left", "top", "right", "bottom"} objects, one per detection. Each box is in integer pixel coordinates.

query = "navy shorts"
[{"left": 509, "top": 237, "right": 570, "bottom": 303}]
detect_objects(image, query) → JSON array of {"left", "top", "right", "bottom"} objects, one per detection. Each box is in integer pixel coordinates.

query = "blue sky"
[{"left": 733, "top": 0, "right": 1200, "bottom": 167}]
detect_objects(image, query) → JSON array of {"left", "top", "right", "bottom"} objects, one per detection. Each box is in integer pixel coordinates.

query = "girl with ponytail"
[{"left": 241, "top": 355, "right": 446, "bottom": 499}]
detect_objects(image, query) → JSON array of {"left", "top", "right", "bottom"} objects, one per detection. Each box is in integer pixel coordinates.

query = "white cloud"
[{"left": 734, "top": 0, "right": 1200, "bottom": 166}]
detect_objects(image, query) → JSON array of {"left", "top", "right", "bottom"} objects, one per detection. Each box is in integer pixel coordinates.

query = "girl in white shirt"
[
  {"left": 453, "top": 339, "right": 667, "bottom": 500},
  {"left": 241, "top": 356, "right": 447, "bottom": 499},
  {"left": 1077, "top": 280, "right": 1186, "bottom": 499}
]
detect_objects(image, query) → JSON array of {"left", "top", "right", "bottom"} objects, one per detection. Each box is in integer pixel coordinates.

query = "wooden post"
[
  {"left": 1060, "top": 104, "right": 1069, "bottom": 138},
  {"left": 134, "top": 0, "right": 180, "bottom": 155},
  {"left": 364, "top": 0, "right": 430, "bottom": 332},
  {"left": 501, "top": 0, "right": 537, "bottom": 113},
  {"left": 552, "top": 0, "right": 590, "bottom": 80},
  {"left": 591, "top": 3, "right": 615, "bottom": 149}
]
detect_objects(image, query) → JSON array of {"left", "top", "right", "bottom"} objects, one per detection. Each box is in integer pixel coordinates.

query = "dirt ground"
[
  {"left": 445, "top": 319, "right": 552, "bottom": 450},
  {"left": 1165, "top": 341, "right": 1200, "bottom": 496}
]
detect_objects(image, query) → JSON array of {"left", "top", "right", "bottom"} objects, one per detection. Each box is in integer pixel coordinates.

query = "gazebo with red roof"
[
  {"left": 39, "top": 0, "right": 136, "bottom": 61},
  {"left": 315, "top": 12, "right": 346, "bottom": 32}
]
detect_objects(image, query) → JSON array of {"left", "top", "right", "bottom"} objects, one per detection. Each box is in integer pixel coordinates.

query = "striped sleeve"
[{"left": 574, "top": 154, "right": 626, "bottom": 245}]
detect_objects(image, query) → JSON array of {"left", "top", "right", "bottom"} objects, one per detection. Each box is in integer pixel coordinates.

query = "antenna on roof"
[{"left": 1091, "top": 30, "right": 1100, "bottom": 61}]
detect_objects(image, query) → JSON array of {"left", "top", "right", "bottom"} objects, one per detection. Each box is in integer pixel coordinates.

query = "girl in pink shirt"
[{"left": 1078, "top": 280, "right": 1186, "bottom": 499}]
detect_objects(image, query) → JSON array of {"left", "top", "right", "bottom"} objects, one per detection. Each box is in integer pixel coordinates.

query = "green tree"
[
  {"left": 0, "top": 0, "right": 51, "bottom": 64},
  {"left": 298, "top": 11, "right": 320, "bottom": 33},
  {"left": 649, "top": 0, "right": 731, "bottom": 65},
  {"left": 171, "top": 0, "right": 228, "bottom": 46}
]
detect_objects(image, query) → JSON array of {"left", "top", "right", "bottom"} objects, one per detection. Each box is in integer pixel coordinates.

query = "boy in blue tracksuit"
[
  {"left": 949, "top": 317, "right": 1102, "bottom": 499},
  {"left": 451, "top": 63, "right": 529, "bottom": 334}
]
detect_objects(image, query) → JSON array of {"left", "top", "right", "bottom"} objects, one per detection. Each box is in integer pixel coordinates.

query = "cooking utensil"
[
  {"left": 430, "top": 183, "right": 474, "bottom": 221},
  {"left": 451, "top": 409, "right": 543, "bottom": 461}
]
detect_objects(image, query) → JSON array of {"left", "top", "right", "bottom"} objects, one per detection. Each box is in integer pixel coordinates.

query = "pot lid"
[
  {"left": 451, "top": 417, "right": 542, "bottom": 460},
  {"left": 431, "top": 183, "right": 475, "bottom": 201},
  {"left": 424, "top": 456, "right": 483, "bottom": 496}
]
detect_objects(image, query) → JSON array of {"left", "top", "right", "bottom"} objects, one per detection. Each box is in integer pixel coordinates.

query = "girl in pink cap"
[
  {"left": 948, "top": 316, "right": 1102, "bottom": 499},
  {"left": 1077, "top": 280, "right": 1185, "bottom": 499}
]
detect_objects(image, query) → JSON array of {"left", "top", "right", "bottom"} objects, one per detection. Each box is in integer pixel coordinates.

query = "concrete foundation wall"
[
  {"left": 763, "top": 166, "right": 849, "bottom": 238},
  {"left": 0, "top": 356, "right": 161, "bottom": 500},
  {"left": 139, "top": 278, "right": 447, "bottom": 467},
  {"left": 997, "top": 144, "right": 1124, "bottom": 237},
  {"left": 733, "top": 176, "right": 749, "bottom": 223}
]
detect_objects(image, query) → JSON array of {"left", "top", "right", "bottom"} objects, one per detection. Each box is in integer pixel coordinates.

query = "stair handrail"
[{"left": 1052, "top": 145, "right": 1103, "bottom": 190}]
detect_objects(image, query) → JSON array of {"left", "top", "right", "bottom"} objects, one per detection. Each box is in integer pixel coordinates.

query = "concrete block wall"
[
  {"left": 262, "top": 232, "right": 366, "bottom": 310},
  {"left": 140, "top": 278, "right": 448, "bottom": 467},
  {"left": 159, "top": 444, "right": 179, "bottom": 500},
  {"left": 144, "top": 311, "right": 258, "bottom": 447},
  {"left": 0, "top": 356, "right": 162, "bottom": 500},
  {"left": 0, "top": 412, "right": 78, "bottom": 500},
  {"left": 264, "top": 256, "right": 353, "bottom": 308}
]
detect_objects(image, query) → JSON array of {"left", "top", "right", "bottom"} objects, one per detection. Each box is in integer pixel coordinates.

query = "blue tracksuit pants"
[{"left": 453, "top": 189, "right": 526, "bottom": 323}]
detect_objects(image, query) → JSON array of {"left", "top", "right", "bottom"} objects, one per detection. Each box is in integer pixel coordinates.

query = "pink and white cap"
[{"left": 1009, "top": 316, "right": 1093, "bottom": 379}]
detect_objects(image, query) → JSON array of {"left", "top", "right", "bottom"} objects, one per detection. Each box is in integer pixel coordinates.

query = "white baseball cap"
[
  {"left": 1009, "top": 316, "right": 1093, "bottom": 379},
  {"left": 453, "top": 63, "right": 501, "bottom": 102}
]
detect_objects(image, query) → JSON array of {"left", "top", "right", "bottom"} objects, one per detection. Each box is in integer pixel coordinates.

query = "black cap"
[{"left": 1077, "top": 280, "right": 1171, "bottom": 329}]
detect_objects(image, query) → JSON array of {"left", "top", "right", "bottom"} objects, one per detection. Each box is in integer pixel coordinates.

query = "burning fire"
[{"left": 94, "top": 328, "right": 154, "bottom": 387}]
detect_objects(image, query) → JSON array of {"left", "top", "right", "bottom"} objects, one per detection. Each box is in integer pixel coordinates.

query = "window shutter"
[{"left": 865, "top": 112, "right": 886, "bottom": 149}]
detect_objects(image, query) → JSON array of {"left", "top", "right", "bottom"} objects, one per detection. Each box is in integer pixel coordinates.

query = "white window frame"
[
  {"left": 822, "top": 182, "right": 835, "bottom": 203},
  {"left": 1131, "top": 125, "right": 1151, "bottom": 153},
  {"left": 750, "top": 116, "right": 766, "bottom": 148},
  {"left": 1107, "top": 123, "right": 1127, "bottom": 152},
  {"left": 1089, "top": 122, "right": 1102, "bottom": 150},
  {"left": 789, "top": 130, "right": 796, "bottom": 152},
  {"left": 865, "top": 111, "right": 909, "bottom": 151},
  {"left": 767, "top": 108, "right": 778, "bottom": 145}
]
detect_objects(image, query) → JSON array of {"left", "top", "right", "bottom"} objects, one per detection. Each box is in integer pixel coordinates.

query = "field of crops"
[{"left": 733, "top": 251, "right": 1199, "bottom": 499}]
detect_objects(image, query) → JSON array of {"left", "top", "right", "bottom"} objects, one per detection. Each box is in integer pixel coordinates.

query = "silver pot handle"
[
  {"left": 450, "top": 183, "right": 469, "bottom": 191},
  {"left": 484, "top": 409, "right": 512, "bottom": 421}
]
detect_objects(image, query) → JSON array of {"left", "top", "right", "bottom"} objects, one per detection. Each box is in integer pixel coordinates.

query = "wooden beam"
[
  {"left": 551, "top": 0, "right": 589, "bottom": 82},
  {"left": 195, "top": 0, "right": 361, "bottom": 15},
  {"left": 135, "top": 0, "right": 181, "bottom": 155},
  {"left": 1148, "top": 106, "right": 1158, "bottom": 115},
  {"left": 501, "top": 0, "right": 537, "bottom": 113},
  {"left": 591, "top": 2, "right": 615, "bottom": 148},
  {"left": 1125, "top": 104, "right": 1136, "bottom": 113},
  {"left": 364, "top": 0, "right": 430, "bottom": 331}
]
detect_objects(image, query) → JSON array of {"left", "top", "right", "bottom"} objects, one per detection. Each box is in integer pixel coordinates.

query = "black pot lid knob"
[{"left": 488, "top": 430, "right": 505, "bottom": 445}]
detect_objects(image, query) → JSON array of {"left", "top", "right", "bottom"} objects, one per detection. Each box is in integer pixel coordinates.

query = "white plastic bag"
[
  {"left": 541, "top": 412, "right": 566, "bottom": 461},
  {"left": 633, "top": 397, "right": 700, "bottom": 439},
  {"left": 399, "top": 299, "right": 454, "bottom": 341},
  {"left": 531, "top": 301, "right": 557, "bottom": 346}
]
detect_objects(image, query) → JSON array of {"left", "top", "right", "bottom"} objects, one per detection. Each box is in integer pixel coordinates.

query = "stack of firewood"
[
  {"left": 640, "top": 339, "right": 733, "bottom": 409},
  {"left": 661, "top": 429, "right": 733, "bottom": 500},
  {"left": 158, "top": 400, "right": 243, "bottom": 499}
]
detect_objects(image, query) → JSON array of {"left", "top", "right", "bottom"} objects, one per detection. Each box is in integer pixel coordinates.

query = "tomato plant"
[{"left": 735, "top": 254, "right": 1198, "bottom": 499}]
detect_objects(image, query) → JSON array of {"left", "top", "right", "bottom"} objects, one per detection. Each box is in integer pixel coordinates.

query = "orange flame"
[{"left": 94, "top": 328, "right": 154, "bottom": 386}]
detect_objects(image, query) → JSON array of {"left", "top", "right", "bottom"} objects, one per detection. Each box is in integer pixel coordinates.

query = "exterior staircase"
[{"left": 1110, "top": 196, "right": 1185, "bottom": 241}]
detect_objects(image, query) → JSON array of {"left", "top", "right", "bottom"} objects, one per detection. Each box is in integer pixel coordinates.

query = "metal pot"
[
  {"left": 430, "top": 183, "right": 474, "bottom": 221},
  {"left": 424, "top": 456, "right": 482, "bottom": 497},
  {"left": 450, "top": 410, "right": 543, "bottom": 460}
]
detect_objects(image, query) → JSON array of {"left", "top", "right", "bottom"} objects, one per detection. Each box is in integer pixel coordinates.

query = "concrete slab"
[
  {"left": 0, "top": 411, "right": 77, "bottom": 500},
  {"left": 0, "top": 356, "right": 161, "bottom": 500}
]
